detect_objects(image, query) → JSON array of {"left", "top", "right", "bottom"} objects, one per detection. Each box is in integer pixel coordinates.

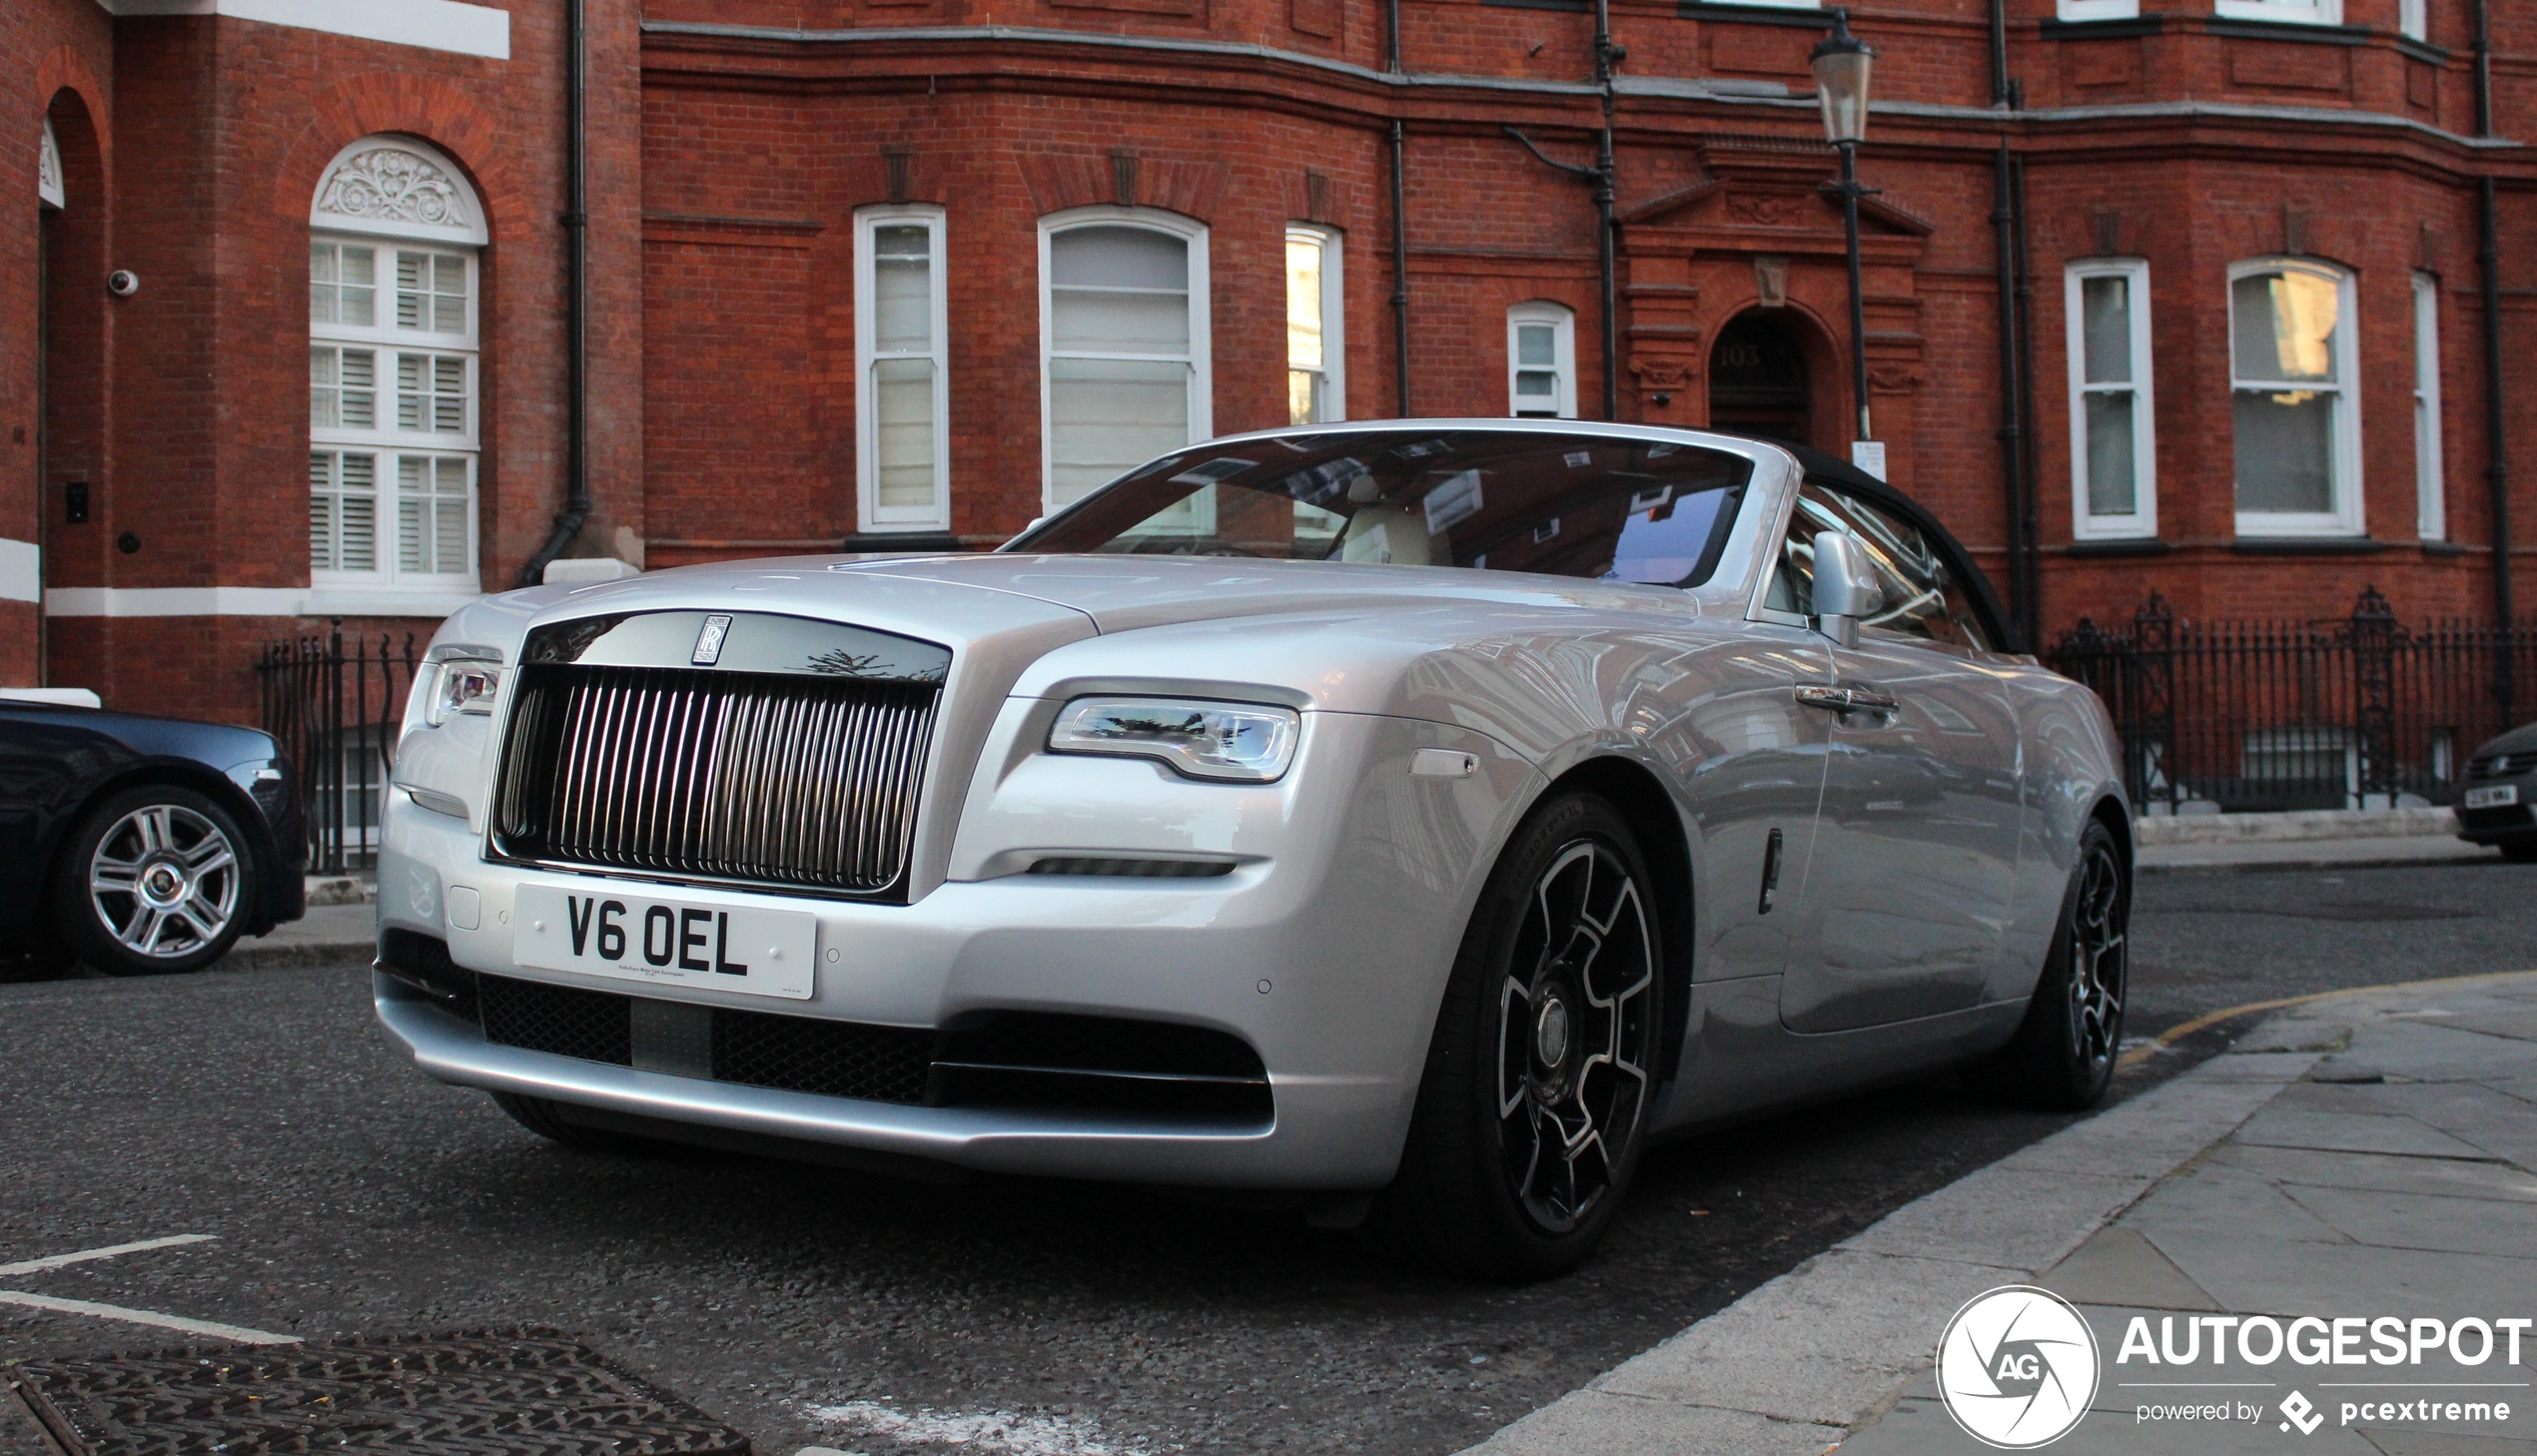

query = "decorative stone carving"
[
  {"left": 1630, "top": 358, "right": 1696, "bottom": 389},
  {"left": 1868, "top": 365, "right": 1925, "bottom": 394},
  {"left": 1725, "top": 193, "right": 1812, "bottom": 228},
  {"left": 316, "top": 147, "right": 470, "bottom": 231},
  {"left": 38, "top": 118, "right": 64, "bottom": 209},
  {"left": 1753, "top": 255, "right": 1789, "bottom": 308}
]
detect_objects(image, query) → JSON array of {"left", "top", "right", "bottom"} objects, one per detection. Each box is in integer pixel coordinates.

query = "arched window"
[
  {"left": 1507, "top": 301, "right": 1577, "bottom": 419},
  {"left": 2228, "top": 258, "right": 2361, "bottom": 537},
  {"left": 38, "top": 117, "right": 64, "bottom": 209},
  {"left": 309, "top": 135, "right": 486, "bottom": 598},
  {"left": 1041, "top": 209, "right": 1211, "bottom": 510}
]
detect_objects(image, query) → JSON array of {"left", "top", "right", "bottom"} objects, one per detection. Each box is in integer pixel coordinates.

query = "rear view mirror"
[{"left": 1812, "top": 530, "right": 1881, "bottom": 646}]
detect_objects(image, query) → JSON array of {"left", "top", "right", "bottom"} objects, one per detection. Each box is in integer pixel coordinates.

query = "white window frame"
[
  {"left": 1507, "top": 301, "right": 1578, "bottom": 419},
  {"left": 2399, "top": 0, "right": 2427, "bottom": 39},
  {"left": 307, "top": 135, "right": 486, "bottom": 605},
  {"left": 2214, "top": 0, "right": 2341, "bottom": 23},
  {"left": 1038, "top": 206, "right": 1212, "bottom": 515},
  {"left": 1285, "top": 223, "right": 1345, "bottom": 425},
  {"left": 2413, "top": 271, "right": 2445, "bottom": 540},
  {"left": 2057, "top": 0, "right": 2140, "bottom": 20},
  {"left": 854, "top": 205, "right": 952, "bottom": 533},
  {"left": 2229, "top": 256, "right": 2364, "bottom": 538},
  {"left": 2066, "top": 259, "right": 2158, "bottom": 541}
]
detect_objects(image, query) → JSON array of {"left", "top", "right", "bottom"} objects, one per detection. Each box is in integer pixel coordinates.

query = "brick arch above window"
[
  {"left": 272, "top": 75, "right": 521, "bottom": 240},
  {"left": 311, "top": 135, "right": 486, "bottom": 247}
]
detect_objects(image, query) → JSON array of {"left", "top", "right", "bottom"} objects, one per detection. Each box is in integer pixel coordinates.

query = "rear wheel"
[
  {"left": 1365, "top": 793, "right": 1664, "bottom": 1280},
  {"left": 1976, "top": 819, "right": 2127, "bottom": 1109},
  {"left": 51, "top": 785, "right": 255, "bottom": 977}
]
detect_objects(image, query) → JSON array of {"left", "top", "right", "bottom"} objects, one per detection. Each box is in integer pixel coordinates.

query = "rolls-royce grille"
[{"left": 493, "top": 664, "right": 939, "bottom": 895}]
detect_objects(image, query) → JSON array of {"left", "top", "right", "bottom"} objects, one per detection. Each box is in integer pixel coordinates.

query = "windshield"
[{"left": 1006, "top": 428, "right": 1756, "bottom": 588}]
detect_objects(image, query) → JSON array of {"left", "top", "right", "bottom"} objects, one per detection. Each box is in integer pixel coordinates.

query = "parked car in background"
[
  {"left": 377, "top": 422, "right": 2130, "bottom": 1278},
  {"left": 2458, "top": 722, "right": 2537, "bottom": 862},
  {"left": 0, "top": 693, "right": 306, "bottom": 975}
]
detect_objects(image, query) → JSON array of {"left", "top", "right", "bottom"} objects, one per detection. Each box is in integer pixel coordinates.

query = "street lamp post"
[{"left": 1811, "top": 9, "right": 1877, "bottom": 453}]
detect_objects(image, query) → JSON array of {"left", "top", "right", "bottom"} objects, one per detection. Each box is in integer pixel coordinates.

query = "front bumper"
[{"left": 372, "top": 710, "right": 1534, "bottom": 1188}]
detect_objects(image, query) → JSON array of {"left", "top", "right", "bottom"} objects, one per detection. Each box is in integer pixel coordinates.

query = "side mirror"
[{"left": 1812, "top": 530, "right": 1881, "bottom": 647}]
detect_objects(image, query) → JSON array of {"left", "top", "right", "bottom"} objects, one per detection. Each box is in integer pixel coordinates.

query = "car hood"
[{"left": 2475, "top": 720, "right": 2537, "bottom": 760}]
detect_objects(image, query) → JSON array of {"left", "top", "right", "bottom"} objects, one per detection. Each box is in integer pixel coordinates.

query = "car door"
[{"left": 1768, "top": 483, "right": 2026, "bottom": 1033}]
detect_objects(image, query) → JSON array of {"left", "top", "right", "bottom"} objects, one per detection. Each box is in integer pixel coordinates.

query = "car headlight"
[
  {"left": 1048, "top": 697, "right": 1301, "bottom": 783},
  {"left": 405, "top": 646, "right": 506, "bottom": 735}
]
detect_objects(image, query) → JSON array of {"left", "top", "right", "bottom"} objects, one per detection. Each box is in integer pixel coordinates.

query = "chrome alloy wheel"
[
  {"left": 87, "top": 804, "right": 242, "bottom": 960},
  {"left": 2067, "top": 839, "right": 2127, "bottom": 1075},
  {"left": 1494, "top": 839, "right": 1656, "bottom": 1234}
]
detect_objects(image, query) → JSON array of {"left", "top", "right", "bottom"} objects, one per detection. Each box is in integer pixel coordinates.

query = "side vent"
[{"left": 1026, "top": 857, "right": 1236, "bottom": 879}]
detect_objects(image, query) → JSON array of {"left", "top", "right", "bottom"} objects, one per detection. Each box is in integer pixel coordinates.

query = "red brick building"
[{"left": 4, "top": 0, "right": 2531, "bottom": 724}]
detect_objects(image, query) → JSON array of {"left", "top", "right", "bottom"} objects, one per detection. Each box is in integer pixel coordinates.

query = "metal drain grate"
[{"left": 7, "top": 1329, "right": 750, "bottom": 1456}]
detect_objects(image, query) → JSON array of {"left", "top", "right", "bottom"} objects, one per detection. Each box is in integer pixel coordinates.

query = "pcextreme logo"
[{"left": 1936, "top": 1286, "right": 2103, "bottom": 1449}]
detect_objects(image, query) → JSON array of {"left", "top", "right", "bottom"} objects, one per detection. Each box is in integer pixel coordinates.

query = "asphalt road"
[{"left": 4, "top": 858, "right": 2532, "bottom": 1456}]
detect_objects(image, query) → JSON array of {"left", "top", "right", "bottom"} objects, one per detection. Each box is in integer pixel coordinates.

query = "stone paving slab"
[{"left": 1459, "top": 971, "right": 2537, "bottom": 1456}]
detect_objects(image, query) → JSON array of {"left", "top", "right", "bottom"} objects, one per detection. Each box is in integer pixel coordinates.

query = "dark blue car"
[{"left": 0, "top": 697, "right": 306, "bottom": 975}]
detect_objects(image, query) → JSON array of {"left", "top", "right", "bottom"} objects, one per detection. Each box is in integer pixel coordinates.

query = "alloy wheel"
[
  {"left": 88, "top": 804, "right": 242, "bottom": 960},
  {"left": 1494, "top": 839, "right": 1655, "bottom": 1234},
  {"left": 2067, "top": 841, "right": 2127, "bottom": 1074}
]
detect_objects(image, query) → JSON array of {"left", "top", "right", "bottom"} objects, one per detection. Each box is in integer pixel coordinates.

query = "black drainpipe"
[
  {"left": 520, "top": 0, "right": 593, "bottom": 588},
  {"left": 1991, "top": 137, "right": 2030, "bottom": 651},
  {"left": 1988, "top": 0, "right": 2010, "bottom": 108},
  {"left": 2474, "top": 0, "right": 2512, "bottom": 720},
  {"left": 1387, "top": 0, "right": 1412, "bottom": 417},
  {"left": 1591, "top": 0, "right": 1620, "bottom": 420}
]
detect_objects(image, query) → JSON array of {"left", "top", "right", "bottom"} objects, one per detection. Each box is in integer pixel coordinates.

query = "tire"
[
  {"left": 487, "top": 1092, "right": 668, "bottom": 1153},
  {"left": 1364, "top": 793, "right": 1666, "bottom": 1281},
  {"left": 1975, "top": 818, "right": 2128, "bottom": 1110},
  {"left": 50, "top": 784, "right": 257, "bottom": 977}
]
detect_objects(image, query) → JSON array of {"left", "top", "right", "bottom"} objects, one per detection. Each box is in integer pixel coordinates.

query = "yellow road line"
[{"left": 2118, "top": 968, "right": 2537, "bottom": 1071}]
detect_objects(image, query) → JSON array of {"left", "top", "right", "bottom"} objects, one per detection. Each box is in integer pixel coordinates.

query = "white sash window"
[
  {"left": 308, "top": 137, "right": 485, "bottom": 599},
  {"left": 2414, "top": 272, "right": 2445, "bottom": 540},
  {"left": 855, "top": 207, "right": 951, "bottom": 532},
  {"left": 1041, "top": 210, "right": 1212, "bottom": 511},
  {"left": 2067, "top": 259, "right": 2157, "bottom": 540},
  {"left": 1286, "top": 225, "right": 1343, "bottom": 425},
  {"left": 2230, "top": 259, "right": 2362, "bottom": 537},
  {"left": 1508, "top": 302, "right": 1577, "bottom": 419}
]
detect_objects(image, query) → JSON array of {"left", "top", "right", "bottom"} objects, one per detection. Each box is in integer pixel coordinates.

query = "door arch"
[{"left": 1706, "top": 310, "right": 1813, "bottom": 446}]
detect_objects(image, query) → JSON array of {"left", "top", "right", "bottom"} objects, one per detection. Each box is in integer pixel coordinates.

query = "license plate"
[
  {"left": 512, "top": 883, "right": 816, "bottom": 999},
  {"left": 2464, "top": 784, "right": 2519, "bottom": 809}
]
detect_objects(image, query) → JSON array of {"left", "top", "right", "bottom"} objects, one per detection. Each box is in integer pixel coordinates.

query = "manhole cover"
[{"left": 6, "top": 1330, "right": 750, "bottom": 1456}]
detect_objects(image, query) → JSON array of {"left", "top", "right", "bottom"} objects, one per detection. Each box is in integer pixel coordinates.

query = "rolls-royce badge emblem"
[{"left": 691, "top": 614, "right": 732, "bottom": 666}]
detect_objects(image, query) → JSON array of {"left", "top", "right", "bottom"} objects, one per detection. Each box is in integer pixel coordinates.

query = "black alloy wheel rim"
[
  {"left": 2068, "top": 841, "right": 2127, "bottom": 1075},
  {"left": 1495, "top": 839, "right": 1655, "bottom": 1234}
]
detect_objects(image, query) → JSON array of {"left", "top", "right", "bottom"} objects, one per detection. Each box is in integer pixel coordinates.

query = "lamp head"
[{"left": 1810, "top": 8, "right": 1875, "bottom": 145}]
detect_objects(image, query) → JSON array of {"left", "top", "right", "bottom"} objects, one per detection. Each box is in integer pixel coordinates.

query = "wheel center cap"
[
  {"left": 1534, "top": 996, "right": 1571, "bottom": 1069},
  {"left": 140, "top": 862, "right": 188, "bottom": 906}
]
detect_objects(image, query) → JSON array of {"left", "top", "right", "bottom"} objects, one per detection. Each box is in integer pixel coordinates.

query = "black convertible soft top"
[{"left": 1743, "top": 437, "right": 2021, "bottom": 655}]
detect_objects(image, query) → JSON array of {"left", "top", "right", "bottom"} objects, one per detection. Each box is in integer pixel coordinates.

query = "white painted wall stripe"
[
  {"left": 100, "top": 0, "right": 510, "bottom": 60},
  {"left": 0, "top": 1290, "right": 302, "bottom": 1345},
  {"left": 0, "top": 538, "right": 37, "bottom": 603},
  {"left": 45, "top": 586, "right": 310, "bottom": 617},
  {"left": 0, "top": 1234, "right": 217, "bottom": 1278}
]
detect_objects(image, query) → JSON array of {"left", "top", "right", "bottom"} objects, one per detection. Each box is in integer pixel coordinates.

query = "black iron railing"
[
  {"left": 256, "top": 623, "right": 420, "bottom": 873},
  {"left": 2047, "top": 587, "right": 2537, "bottom": 814}
]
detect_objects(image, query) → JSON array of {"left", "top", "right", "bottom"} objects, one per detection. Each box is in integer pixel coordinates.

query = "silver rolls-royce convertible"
[{"left": 377, "top": 421, "right": 2130, "bottom": 1278}]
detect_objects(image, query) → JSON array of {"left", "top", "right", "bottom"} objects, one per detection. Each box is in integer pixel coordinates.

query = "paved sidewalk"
[{"left": 1460, "top": 972, "right": 2537, "bottom": 1456}]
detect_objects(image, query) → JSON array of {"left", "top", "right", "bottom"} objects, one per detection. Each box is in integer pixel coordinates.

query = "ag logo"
[{"left": 1936, "top": 1285, "right": 2102, "bottom": 1448}]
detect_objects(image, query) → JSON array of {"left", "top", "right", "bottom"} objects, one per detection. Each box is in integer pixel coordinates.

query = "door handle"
[{"left": 1795, "top": 685, "right": 1902, "bottom": 716}]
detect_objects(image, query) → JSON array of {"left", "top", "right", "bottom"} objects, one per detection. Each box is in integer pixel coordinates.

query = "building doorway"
[{"left": 1707, "top": 310, "right": 1811, "bottom": 446}]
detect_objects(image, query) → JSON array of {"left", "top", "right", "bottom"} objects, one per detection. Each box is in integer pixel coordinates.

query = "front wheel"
[
  {"left": 51, "top": 785, "right": 256, "bottom": 976},
  {"left": 1975, "top": 818, "right": 2128, "bottom": 1109},
  {"left": 1364, "top": 793, "right": 1665, "bottom": 1280}
]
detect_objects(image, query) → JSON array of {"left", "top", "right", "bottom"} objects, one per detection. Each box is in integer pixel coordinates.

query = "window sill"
[
  {"left": 840, "top": 531, "right": 966, "bottom": 554},
  {"left": 1674, "top": 1, "right": 1836, "bottom": 26},
  {"left": 2205, "top": 17, "right": 2371, "bottom": 44},
  {"left": 2393, "top": 35, "right": 2451, "bottom": 63},
  {"left": 2066, "top": 537, "right": 2173, "bottom": 558},
  {"left": 301, "top": 587, "right": 485, "bottom": 617},
  {"left": 2041, "top": 15, "right": 2166, "bottom": 38},
  {"left": 2229, "top": 536, "right": 2391, "bottom": 555},
  {"left": 2421, "top": 539, "right": 2476, "bottom": 557}
]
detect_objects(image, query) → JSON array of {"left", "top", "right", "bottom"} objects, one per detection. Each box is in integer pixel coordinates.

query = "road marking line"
[
  {"left": 2121, "top": 968, "right": 2537, "bottom": 1071},
  {"left": 0, "top": 1234, "right": 218, "bottom": 1278},
  {"left": 0, "top": 1291, "right": 301, "bottom": 1346}
]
